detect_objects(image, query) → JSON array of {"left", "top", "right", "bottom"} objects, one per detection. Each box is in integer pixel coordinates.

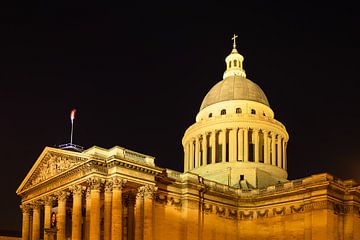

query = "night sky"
[{"left": 1, "top": 2, "right": 359, "bottom": 232}]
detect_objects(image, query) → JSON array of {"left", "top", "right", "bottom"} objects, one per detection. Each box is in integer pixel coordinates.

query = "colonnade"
[
  {"left": 20, "top": 177, "right": 157, "bottom": 240},
  {"left": 184, "top": 128, "right": 287, "bottom": 171}
]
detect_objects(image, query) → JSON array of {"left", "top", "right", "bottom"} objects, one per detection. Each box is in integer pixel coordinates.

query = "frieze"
[
  {"left": 290, "top": 205, "right": 304, "bottom": 214},
  {"left": 228, "top": 209, "right": 238, "bottom": 219},
  {"left": 215, "top": 206, "right": 226, "bottom": 217},
  {"left": 203, "top": 203, "right": 213, "bottom": 214},
  {"left": 273, "top": 207, "right": 286, "bottom": 216},
  {"left": 26, "top": 152, "right": 88, "bottom": 190},
  {"left": 256, "top": 209, "right": 269, "bottom": 218},
  {"left": 169, "top": 197, "right": 182, "bottom": 208},
  {"left": 155, "top": 193, "right": 168, "bottom": 205},
  {"left": 239, "top": 210, "right": 254, "bottom": 220}
]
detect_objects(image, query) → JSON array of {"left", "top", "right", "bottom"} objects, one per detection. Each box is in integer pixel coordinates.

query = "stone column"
[
  {"left": 263, "top": 130, "right": 269, "bottom": 164},
  {"left": 57, "top": 191, "right": 68, "bottom": 240},
  {"left": 195, "top": 137, "right": 200, "bottom": 168},
  {"left": 189, "top": 139, "right": 194, "bottom": 170},
  {"left": 111, "top": 177, "right": 127, "bottom": 240},
  {"left": 277, "top": 136, "right": 282, "bottom": 168},
  {"left": 184, "top": 143, "right": 189, "bottom": 172},
  {"left": 43, "top": 196, "right": 53, "bottom": 240},
  {"left": 104, "top": 181, "right": 113, "bottom": 240},
  {"left": 85, "top": 188, "right": 91, "bottom": 240},
  {"left": 238, "top": 128, "right": 244, "bottom": 161},
  {"left": 202, "top": 133, "right": 208, "bottom": 166},
  {"left": 271, "top": 132, "right": 276, "bottom": 166},
  {"left": 88, "top": 178, "right": 102, "bottom": 240},
  {"left": 221, "top": 129, "right": 227, "bottom": 162},
  {"left": 71, "top": 185, "right": 83, "bottom": 240},
  {"left": 135, "top": 188, "right": 144, "bottom": 240},
  {"left": 244, "top": 128, "right": 249, "bottom": 162},
  {"left": 283, "top": 142, "right": 287, "bottom": 170},
  {"left": 229, "top": 128, "right": 237, "bottom": 162},
  {"left": 21, "top": 204, "right": 31, "bottom": 240},
  {"left": 127, "top": 193, "right": 136, "bottom": 240},
  {"left": 32, "top": 202, "right": 41, "bottom": 240},
  {"left": 211, "top": 131, "right": 216, "bottom": 164},
  {"left": 142, "top": 185, "right": 157, "bottom": 240},
  {"left": 253, "top": 129, "right": 259, "bottom": 163}
]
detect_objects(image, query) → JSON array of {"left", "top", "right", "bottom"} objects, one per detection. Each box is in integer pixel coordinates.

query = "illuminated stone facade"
[{"left": 17, "top": 39, "right": 360, "bottom": 240}]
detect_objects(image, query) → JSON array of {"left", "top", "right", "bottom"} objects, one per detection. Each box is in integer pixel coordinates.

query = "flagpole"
[{"left": 70, "top": 119, "right": 74, "bottom": 144}]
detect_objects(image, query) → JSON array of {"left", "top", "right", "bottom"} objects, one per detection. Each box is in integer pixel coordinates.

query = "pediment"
[{"left": 17, "top": 147, "right": 89, "bottom": 194}]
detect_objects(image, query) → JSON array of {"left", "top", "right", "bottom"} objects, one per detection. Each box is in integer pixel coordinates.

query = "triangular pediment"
[{"left": 16, "top": 147, "right": 89, "bottom": 195}]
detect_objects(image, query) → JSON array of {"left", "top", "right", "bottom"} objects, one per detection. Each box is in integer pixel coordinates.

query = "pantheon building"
[{"left": 17, "top": 38, "right": 360, "bottom": 240}]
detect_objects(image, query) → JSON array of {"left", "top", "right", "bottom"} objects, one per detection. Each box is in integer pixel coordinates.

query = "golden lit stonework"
[{"left": 16, "top": 38, "right": 360, "bottom": 240}]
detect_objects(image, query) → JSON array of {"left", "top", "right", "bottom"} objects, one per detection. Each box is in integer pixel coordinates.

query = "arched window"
[
  {"left": 234, "top": 60, "right": 237, "bottom": 67},
  {"left": 208, "top": 113, "right": 212, "bottom": 118},
  {"left": 221, "top": 109, "right": 226, "bottom": 115},
  {"left": 263, "top": 112, "right": 266, "bottom": 116},
  {"left": 236, "top": 107, "right": 242, "bottom": 114},
  {"left": 229, "top": 61, "right": 232, "bottom": 68},
  {"left": 251, "top": 109, "right": 256, "bottom": 115}
]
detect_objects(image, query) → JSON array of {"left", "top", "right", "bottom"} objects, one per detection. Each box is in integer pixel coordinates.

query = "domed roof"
[{"left": 200, "top": 75, "right": 270, "bottom": 110}]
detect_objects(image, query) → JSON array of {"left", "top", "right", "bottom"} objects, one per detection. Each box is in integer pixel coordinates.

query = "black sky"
[{"left": 1, "top": 2, "right": 359, "bottom": 231}]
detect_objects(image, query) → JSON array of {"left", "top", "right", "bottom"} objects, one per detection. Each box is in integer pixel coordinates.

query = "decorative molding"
[
  {"left": 239, "top": 210, "right": 254, "bottom": 220},
  {"left": 55, "top": 190, "right": 69, "bottom": 202},
  {"left": 273, "top": 207, "right": 286, "bottom": 216},
  {"left": 27, "top": 152, "right": 87, "bottom": 189},
  {"left": 228, "top": 209, "right": 238, "bottom": 219},
  {"left": 69, "top": 185, "right": 84, "bottom": 196},
  {"left": 112, "top": 177, "right": 127, "bottom": 190},
  {"left": 155, "top": 193, "right": 167, "bottom": 205},
  {"left": 216, "top": 206, "right": 226, "bottom": 217},
  {"left": 87, "top": 177, "right": 102, "bottom": 191},
  {"left": 138, "top": 185, "right": 158, "bottom": 199},
  {"left": 20, "top": 204, "right": 31, "bottom": 214},
  {"left": 256, "top": 209, "right": 269, "bottom": 218},
  {"left": 203, "top": 203, "right": 213, "bottom": 214},
  {"left": 290, "top": 205, "right": 304, "bottom": 214}
]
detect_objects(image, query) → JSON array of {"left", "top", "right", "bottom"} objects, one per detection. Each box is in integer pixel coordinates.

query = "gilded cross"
[{"left": 232, "top": 34, "right": 238, "bottom": 48}]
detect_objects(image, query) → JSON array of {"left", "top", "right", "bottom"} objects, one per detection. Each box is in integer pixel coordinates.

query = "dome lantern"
[{"left": 223, "top": 34, "right": 246, "bottom": 79}]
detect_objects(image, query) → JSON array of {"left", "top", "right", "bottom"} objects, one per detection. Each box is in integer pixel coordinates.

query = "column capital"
[
  {"left": 56, "top": 190, "right": 70, "bottom": 201},
  {"left": 137, "top": 185, "right": 158, "bottom": 199},
  {"left": 43, "top": 195, "right": 55, "bottom": 206},
  {"left": 271, "top": 131, "right": 277, "bottom": 137},
  {"left": 87, "top": 177, "right": 103, "bottom": 191},
  {"left": 20, "top": 204, "right": 31, "bottom": 214},
  {"left": 31, "top": 200, "right": 43, "bottom": 210},
  {"left": 70, "top": 185, "right": 85, "bottom": 196},
  {"left": 262, "top": 129, "right": 268, "bottom": 134},
  {"left": 112, "top": 177, "right": 127, "bottom": 190}
]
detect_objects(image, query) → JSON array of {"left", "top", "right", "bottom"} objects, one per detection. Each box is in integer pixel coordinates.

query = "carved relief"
[
  {"left": 87, "top": 177, "right": 102, "bottom": 191},
  {"left": 69, "top": 185, "right": 84, "bottom": 196},
  {"left": 290, "top": 205, "right": 304, "bottom": 214},
  {"left": 155, "top": 193, "right": 168, "bottom": 205},
  {"left": 112, "top": 177, "right": 127, "bottom": 190},
  {"left": 273, "top": 207, "right": 286, "bottom": 216},
  {"left": 228, "top": 209, "right": 238, "bottom": 219},
  {"left": 138, "top": 185, "right": 158, "bottom": 199},
  {"left": 169, "top": 197, "right": 182, "bottom": 209},
  {"left": 203, "top": 203, "right": 213, "bottom": 214},
  {"left": 256, "top": 209, "right": 269, "bottom": 218},
  {"left": 216, "top": 206, "right": 226, "bottom": 217},
  {"left": 239, "top": 211, "right": 254, "bottom": 220},
  {"left": 28, "top": 152, "right": 87, "bottom": 188}
]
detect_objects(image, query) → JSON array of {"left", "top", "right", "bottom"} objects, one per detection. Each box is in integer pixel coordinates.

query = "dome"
[{"left": 200, "top": 75, "right": 270, "bottom": 110}]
